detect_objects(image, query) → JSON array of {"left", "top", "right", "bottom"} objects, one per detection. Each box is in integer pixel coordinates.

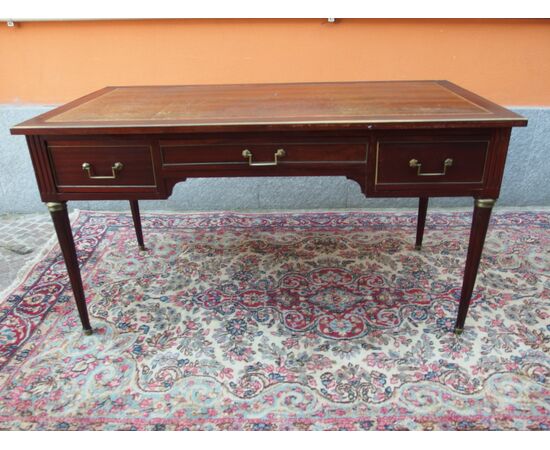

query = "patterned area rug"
[{"left": 0, "top": 210, "right": 548, "bottom": 430}]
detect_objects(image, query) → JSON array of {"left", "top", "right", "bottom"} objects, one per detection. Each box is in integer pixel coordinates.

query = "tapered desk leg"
[
  {"left": 415, "top": 197, "right": 429, "bottom": 250},
  {"left": 454, "top": 198, "right": 496, "bottom": 334},
  {"left": 46, "top": 202, "right": 92, "bottom": 335},
  {"left": 129, "top": 200, "right": 146, "bottom": 251}
]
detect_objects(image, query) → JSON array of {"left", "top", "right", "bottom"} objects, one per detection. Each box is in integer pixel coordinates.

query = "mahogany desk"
[{"left": 11, "top": 81, "right": 527, "bottom": 335}]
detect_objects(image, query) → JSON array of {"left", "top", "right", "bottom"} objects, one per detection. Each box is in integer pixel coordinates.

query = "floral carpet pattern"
[{"left": 0, "top": 210, "right": 548, "bottom": 430}]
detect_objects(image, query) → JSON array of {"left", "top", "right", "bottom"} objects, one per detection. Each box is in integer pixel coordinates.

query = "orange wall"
[{"left": 1, "top": 19, "right": 549, "bottom": 106}]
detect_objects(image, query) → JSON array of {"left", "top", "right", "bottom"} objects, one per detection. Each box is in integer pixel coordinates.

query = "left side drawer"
[{"left": 48, "top": 141, "right": 156, "bottom": 189}]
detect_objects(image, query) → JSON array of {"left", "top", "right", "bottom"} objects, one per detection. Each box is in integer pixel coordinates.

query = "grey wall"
[{"left": 1, "top": 105, "right": 548, "bottom": 214}]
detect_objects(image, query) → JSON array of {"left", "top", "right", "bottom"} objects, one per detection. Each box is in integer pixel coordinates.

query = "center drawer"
[{"left": 160, "top": 141, "right": 367, "bottom": 166}]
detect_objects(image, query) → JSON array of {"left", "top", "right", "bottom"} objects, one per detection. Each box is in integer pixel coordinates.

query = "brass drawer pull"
[
  {"left": 409, "top": 158, "right": 453, "bottom": 176},
  {"left": 82, "top": 162, "right": 124, "bottom": 179},
  {"left": 242, "top": 148, "right": 285, "bottom": 166}
]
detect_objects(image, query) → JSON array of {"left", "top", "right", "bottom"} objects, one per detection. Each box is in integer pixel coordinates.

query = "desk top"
[{"left": 11, "top": 80, "right": 527, "bottom": 135}]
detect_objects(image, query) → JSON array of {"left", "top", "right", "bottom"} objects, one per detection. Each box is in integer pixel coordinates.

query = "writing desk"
[{"left": 11, "top": 81, "right": 527, "bottom": 335}]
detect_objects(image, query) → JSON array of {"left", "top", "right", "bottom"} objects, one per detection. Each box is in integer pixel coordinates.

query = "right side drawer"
[{"left": 375, "top": 137, "right": 490, "bottom": 188}]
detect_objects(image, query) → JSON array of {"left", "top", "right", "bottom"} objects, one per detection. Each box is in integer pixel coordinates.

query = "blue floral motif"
[{"left": 0, "top": 210, "right": 548, "bottom": 430}]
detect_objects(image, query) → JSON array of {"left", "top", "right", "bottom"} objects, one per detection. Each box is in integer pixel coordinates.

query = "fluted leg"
[
  {"left": 415, "top": 197, "right": 429, "bottom": 250},
  {"left": 47, "top": 202, "right": 92, "bottom": 335},
  {"left": 454, "top": 198, "right": 496, "bottom": 334},
  {"left": 129, "top": 200, "right": 145, "bottom": 251}
]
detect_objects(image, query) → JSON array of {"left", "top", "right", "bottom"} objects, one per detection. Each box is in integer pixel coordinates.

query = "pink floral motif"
[{"left": 0, "top": 210, "right": 548, "bottom": 430}]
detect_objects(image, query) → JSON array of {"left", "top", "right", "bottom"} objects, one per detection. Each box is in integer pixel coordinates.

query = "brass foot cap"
[
  {"left": 83, "top": 328, "right": 93, "bottom": 336},
  {"left": 139, "top": 245, "right": 147, "bottom": 251},
  {"left": 454, "top": 328, "right": 464, "bottom": 336},
  {"left": 414, "top": 245, "right": 422, "bottom": 251}
]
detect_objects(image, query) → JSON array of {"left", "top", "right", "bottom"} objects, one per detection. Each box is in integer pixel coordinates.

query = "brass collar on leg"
[
  {"left": 475, "top": 199, "right": 496, "bottom": 209},
  {"left": 46, "top": 202, "right": 66, "bottom": 212}
]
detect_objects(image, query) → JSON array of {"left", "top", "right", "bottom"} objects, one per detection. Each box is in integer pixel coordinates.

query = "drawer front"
[
  {"left": 375, "top": 139, "right": 489, "bottom": 186},
  {"left": 160, "top": 142, "right": 367, "bottom": 166},
  {"left": 48, "top": 143, "right": 156, "bottom": 189}
]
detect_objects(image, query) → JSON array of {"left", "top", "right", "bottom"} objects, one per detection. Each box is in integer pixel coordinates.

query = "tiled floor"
[{"left": 0, "top": 213, "right": 54, "bottom": 294}]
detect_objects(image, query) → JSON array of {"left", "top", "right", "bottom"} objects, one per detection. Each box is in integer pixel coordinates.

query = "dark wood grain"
[
  {"left": 48, "top": 142, "right": 156, "bottom": 189},
  {"left": 455, "top": 199, "right": 496, "bottom": 332},
  {"left": 375, "top": 139, "right": 488, "bottom": 185},
  {"left": 160, "top": 142, "right": 367, "bottom": 165},
  {"left": 10, "top": 81, "right": 528, "bottom": 335},
  {"left": 415, "top": 197, "right": 429, "bottom": 250},
  {"left": 48, "top": 202, "right": 92, "bottom": 334},
  {"left": 11, "top": 81, "right": 527, "bottom": 136},
  {"left": 129, "top": 200, "right": 145, "bottom": 251}
]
